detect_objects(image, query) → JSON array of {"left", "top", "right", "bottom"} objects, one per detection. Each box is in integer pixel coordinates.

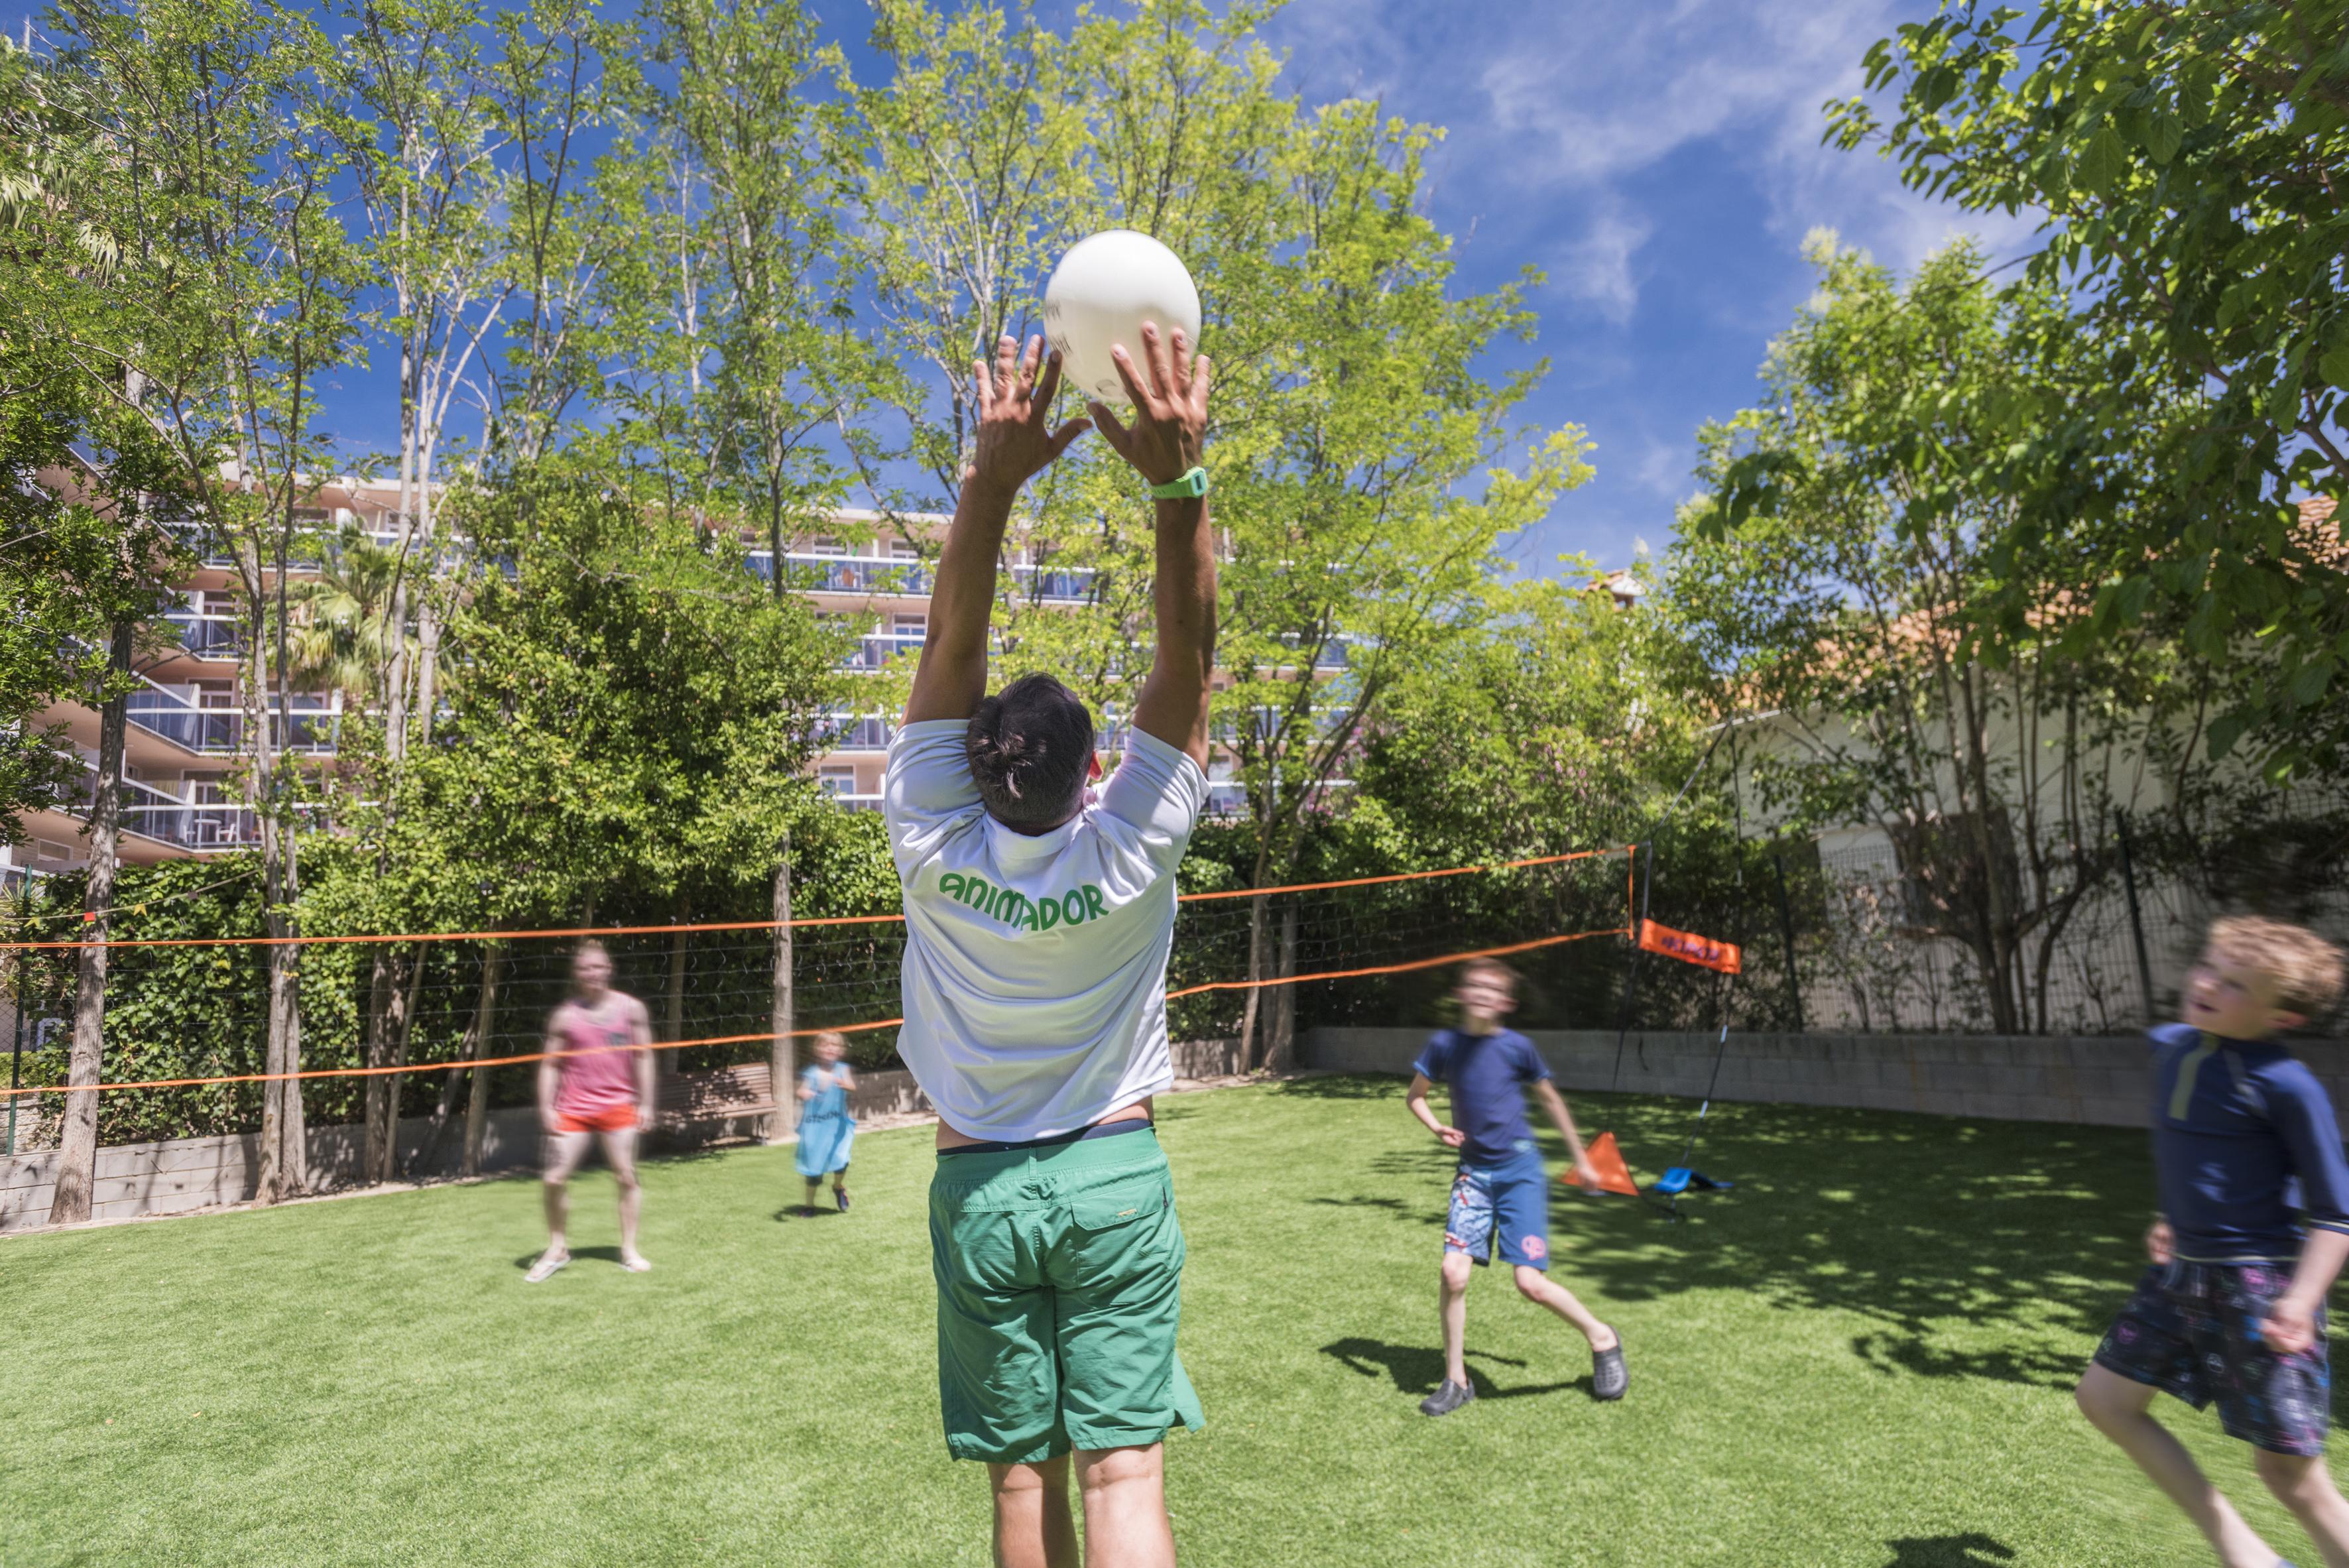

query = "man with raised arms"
[{"left": 884, "top": 323, "right": 1215, "bottom": 1568}]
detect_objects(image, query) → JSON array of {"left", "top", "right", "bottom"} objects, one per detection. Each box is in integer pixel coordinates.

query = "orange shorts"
[{"left": 556, "top": 1105, "right": 639, "bottom": 1134}]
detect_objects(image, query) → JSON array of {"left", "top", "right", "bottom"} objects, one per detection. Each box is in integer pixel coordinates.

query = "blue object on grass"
[{"left": 1652, "top": 1166, "right": 1733, "bottom": 1197}]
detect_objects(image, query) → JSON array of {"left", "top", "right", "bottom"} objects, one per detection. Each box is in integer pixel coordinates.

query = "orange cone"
[{"left": 1570, "top": 1131, "right": 1641, "bottom": 1197}]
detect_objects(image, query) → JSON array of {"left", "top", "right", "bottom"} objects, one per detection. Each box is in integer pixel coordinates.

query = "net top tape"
[{"left": 0, "top": 847, "right": 1632, "bottom": 953}]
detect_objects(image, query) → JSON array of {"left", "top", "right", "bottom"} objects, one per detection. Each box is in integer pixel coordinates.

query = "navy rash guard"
[
  {"left": 1412, "top": 1028, "right": 1552, "bottom": 1168},
  {"left": 2146, "top": 1022, "right": 2349, "bottom": 1263}
]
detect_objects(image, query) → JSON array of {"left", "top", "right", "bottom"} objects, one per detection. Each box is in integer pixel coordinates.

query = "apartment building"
[
  {"left": 6, "top": 491, "right": 1261, "bottom": 882},
  {"left": 6, "top": 475, "right": 389, "bottom": 882}
]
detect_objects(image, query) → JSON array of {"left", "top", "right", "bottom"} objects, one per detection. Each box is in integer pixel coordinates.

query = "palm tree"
[{"left": 278, "top": 534, "right": 410, "bottom": 712}]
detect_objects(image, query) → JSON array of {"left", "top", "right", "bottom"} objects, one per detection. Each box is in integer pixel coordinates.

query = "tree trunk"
[
  {"left": 1264, "top": 898, "right": 1300, "bottom": 1073},
  {"left": 244, "top": 534, "right": 306, "bottom": 1204},
  {"left": 768, "top": 837, "right": 795, "bottom": 1144},
  {"left": 459, "top": 942, "right": 505, "bottom": 1179},
  {"left": 48, "top": 619, "right": 133, "bottom": 1227},
  {"left": 361, "top": 948, "right": 406, "bottom": 1183},
  {"left": 662, "top": 896, "right": 688, "bottom": 1080},
  {"left": 371, "top": 948, "right": 425, "bottom": 1183},
  {"left": 1236, "top": 892, "right": 1268, "bottom": 1073}
]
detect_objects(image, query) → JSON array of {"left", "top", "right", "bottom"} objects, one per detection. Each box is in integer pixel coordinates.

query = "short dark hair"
[{"left": 967, "top": 673, "right": 1095, "bottom": 831}]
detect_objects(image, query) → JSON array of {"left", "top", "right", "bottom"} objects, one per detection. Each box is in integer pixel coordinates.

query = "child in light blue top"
[{"left": 796, "top": 1031, "right": 857, "bottom": 1214}]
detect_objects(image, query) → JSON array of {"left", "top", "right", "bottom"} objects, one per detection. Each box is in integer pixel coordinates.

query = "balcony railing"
[
  {"left": 1011, "top": 564, "right": 1094, "bottom": 603},
  {"left": 162, "top": 611, "right": 245, "bottom": 660},
  {"left": 161, "top": 518, "right": 408, "bottom": 572},
  {"left": 54, "top": 762, "right": 328, "bottom": 852},
  {"left": 823, "top": 714, "right": 895, "bottom": 751},
  {"left": 127, "top": 688, "right": 340, "bottom": 755},
  {"left": 752, "top": 552, "right": 932, "bottom": 595},
  {"left": 745, "top": 552, "right": 1094, "bottom": 605},
  {"left": 840, "top": 633, "right": 927, "bottom": 671}
]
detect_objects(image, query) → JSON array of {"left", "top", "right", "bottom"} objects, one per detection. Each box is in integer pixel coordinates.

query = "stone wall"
[
  {"left": 0, "top": 1038, "right": 1245, "bottom": 1235},
  {"left": 1299, "top": 1026, "right": 2349, "bottom": 1130}
]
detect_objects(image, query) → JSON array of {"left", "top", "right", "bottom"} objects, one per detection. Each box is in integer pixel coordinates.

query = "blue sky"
[{"left": 1241, "top": 0, "right": 2036, "bottom": 577}]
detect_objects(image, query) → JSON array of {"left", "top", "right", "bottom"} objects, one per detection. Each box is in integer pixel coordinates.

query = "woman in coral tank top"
[{"left": 526, "top": 941, "right": 655, "bottom": 1282}]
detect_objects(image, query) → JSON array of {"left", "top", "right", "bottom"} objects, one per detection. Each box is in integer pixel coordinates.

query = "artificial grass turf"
[{"left": 0, "top": 1078, "right": 2333, "bottom": 1566}]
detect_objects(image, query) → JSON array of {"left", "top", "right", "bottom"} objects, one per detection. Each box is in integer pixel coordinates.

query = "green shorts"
[{"left": 928, "top": 1126, "right": 1205, "bottom": 1464}]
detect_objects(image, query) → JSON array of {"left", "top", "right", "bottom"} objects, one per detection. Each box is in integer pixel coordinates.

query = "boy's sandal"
[{"left": 1592, "top": 1343, "right": 1628, "bottom": 1401}]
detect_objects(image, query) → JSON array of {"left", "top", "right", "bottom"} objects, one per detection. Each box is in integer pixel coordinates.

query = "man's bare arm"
[
  {"left": 1089, "top": 324, "right": 1215, "bottom": 766},
  {"left": 904, "top": 336, "right": 1090, "bottom": 725}
]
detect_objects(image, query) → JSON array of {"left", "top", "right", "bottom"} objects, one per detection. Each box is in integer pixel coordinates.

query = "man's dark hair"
[{"left": 967, "top": 673, "right": 1095, "bottom": 831}]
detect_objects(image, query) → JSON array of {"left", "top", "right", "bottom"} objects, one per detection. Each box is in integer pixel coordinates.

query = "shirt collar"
[{"left": 984, "top": 806, "right": 1085, "bottom": 866}]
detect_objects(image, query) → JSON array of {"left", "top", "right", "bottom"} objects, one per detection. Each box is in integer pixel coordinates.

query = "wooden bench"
[{"left": 657, "top": 1063, "right": 776, "bottom": 1135}]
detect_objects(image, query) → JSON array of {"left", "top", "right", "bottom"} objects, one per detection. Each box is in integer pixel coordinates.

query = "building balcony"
[
  {"left": 127, "top": 686, "right": 340, "bottom": 756},
  {"left": 840, "top": 633, "right": 927, "bottom": 671},
  {"left": 45, "top": 762, "right": 330, "bottom": 856},
  {"left": 746, "top": 550, "right": 1095, "bottom": 606},
  {"left": 1011, "top": 564, "right": 1094, "bottom": 603},
  {"left": 823, "top": 714, "right": 896, "bottom": 752},
  {"left": 161, "top": 610, "right": 244, "bottom": 660},
  {"left": 753, "top": 552, "right": 932, "bottom": 596}
]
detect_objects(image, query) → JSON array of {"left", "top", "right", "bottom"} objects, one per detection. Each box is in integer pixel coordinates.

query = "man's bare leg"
[
  {"left": 1075, "top": 1445, "right": 1173, "bottom": 1568},
  {"left": 989, "top": 1455, "right": 1077, "bottom": 1568},
  {"left": 603, "top": 1127, "right": 648, "bottom": 1270},
  {"left": 1439, "top": 1252, "right": 1473, "bottom": 1387},
  {"left": 1511, "top": 1265, "right": 1618, "bottom": 1351},
  {"left": 2256, "top": 1448, "right": 2349, "bottom": 1568},
  {"left": 530, "top": 1130, "right": 591, "bottom": 1281},
  {"left": 2076, "top": 1364, "right": 2279, "bottom": 1567}
]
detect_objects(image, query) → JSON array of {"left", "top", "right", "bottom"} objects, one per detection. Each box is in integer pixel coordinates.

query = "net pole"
[{"left": 1608, "top": 720, "right": 1734, "bottom": 1093}]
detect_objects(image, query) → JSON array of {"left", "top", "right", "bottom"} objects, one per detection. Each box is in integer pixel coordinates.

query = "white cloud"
[
  {"left": 1555, "top": 200, "right": 1652, "bottom": 322},
  {"left": 1265, "top": 0, "right": 2033, "bottom": 296},
  {"left": 1631, "top": 439, "right": 1686, "bottom": 500}
]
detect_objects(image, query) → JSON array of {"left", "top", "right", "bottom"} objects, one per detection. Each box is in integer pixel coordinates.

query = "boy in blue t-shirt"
[
  {"left": 1404, "top": 957, "right": 1625, "bottom": 1416},
  {"left": 2077, "top": 916, "right": 2349, "bottom": 1568}
]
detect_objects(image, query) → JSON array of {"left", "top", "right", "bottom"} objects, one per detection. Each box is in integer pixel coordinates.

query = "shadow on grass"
[
  {"left": 1321, "top": 1337, "right": 1580, "bottom": 1402},
  {"left": 1880, "top": 1534, "right": 2014, "bottom": 1567},
  {"left": 1277, "top": 1075, "right": 1412, "bottom": 1101},
  {"left": 1280, "top": 1076, "right": 2153, "bottom": 1393}
]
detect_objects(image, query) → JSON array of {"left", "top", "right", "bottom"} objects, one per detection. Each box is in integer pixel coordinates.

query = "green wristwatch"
[{"left": 1147, "top": 465, "right": 1210, "bottom": 501}]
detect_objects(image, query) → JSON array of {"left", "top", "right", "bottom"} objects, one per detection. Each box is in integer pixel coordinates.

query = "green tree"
[
  {"left": 29, "top": 0, "right": 366, "bottom": 1200},
  {"left": 3, "top": 25, "right": 205, "bottom": 1220},
  {"left": 410, "top": 463, "right": 851, "bottom": 949},
  {"left": 852, "top": 1, "right": 1591, "bottom": 1069},
  {"left": 1679, "top": 236, "right": 2184, "bottom": 1034},
  {"left": 1829, "top": 1, "right": 2349, "bottom": 774}
]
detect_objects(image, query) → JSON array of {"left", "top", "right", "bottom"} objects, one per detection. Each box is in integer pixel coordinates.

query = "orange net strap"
[
  {"left": 0, "top": 846, "right": 1634, "bottom": 951},
  {"left": 0, "top": 922, "right": 1630, "bottom": 1099}
]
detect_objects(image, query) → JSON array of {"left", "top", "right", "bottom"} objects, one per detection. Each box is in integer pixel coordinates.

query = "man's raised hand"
[
  {"left": 1091, "top": 322, "right": 1210, "bottom": 487},
  {"left": 965, "top": 334, "right": 1090, "bottom": 498}
]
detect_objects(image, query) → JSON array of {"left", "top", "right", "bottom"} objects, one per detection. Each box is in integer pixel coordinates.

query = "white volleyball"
[{"left": 1042, "top": 230, "right": 1203, "bottom": 407}]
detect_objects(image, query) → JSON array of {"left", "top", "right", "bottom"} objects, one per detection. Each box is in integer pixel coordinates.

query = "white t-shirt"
[{"left": 882, "top": 719, "right": 1208, "bottom": 1142}]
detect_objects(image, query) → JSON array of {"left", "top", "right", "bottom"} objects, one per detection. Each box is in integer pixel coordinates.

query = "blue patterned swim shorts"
[
  {"left": 2092, "top": 1260, "right": 2331, "bottom": 1456},
  {"left": 1443, "top": 1144, "right": 1551, "bottom": 1271}
]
